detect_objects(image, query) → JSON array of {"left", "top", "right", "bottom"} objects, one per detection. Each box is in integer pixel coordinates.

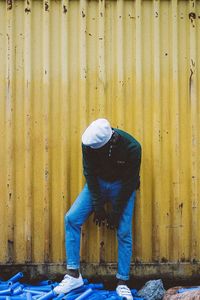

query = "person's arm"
[{"left": 82, "top": 144, "right": 103, "bottom": 211}]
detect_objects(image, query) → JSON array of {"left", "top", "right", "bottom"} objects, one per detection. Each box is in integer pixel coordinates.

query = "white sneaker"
[
  {"left": 53, "top": 274, "right": 84, "bottom": 294},
  {"left": 116, "top": 285, "right": 133, "bottom": 300}
]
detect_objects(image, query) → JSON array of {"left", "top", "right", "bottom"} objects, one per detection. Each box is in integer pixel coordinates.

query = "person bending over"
[{"left": 54, "top": 118, "right": 142, "bottom": 300}]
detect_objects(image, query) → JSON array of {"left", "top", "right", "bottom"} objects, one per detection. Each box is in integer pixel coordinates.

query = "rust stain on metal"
[
  {"left": 161, "top": 257, "right": 168, "bottom": 263},
  {"left": 45, "top": 169, "right": 49, "bottom": 180},
  {"left": 7, "top": 239, "right": 14, "bottom": 263},
  {"left": 189, "top": 12, "right": 196, "bottom": 27},
  {"left": 179, "top": 202, "right": 183, "bottom": 216},
  {"left": 189, "top": 12, "right": 196, "bottom": 19},
  {"left": 100, "top": 240, "right": 105, "bottom": 264},
  {"left": 63, "top": 5, "right": 67, "bottom": 14},
  {"left": 166, "top": 225, "right": 183, "bottom": 228},
  {"left": 180, "top": 256, "right": 186, "bottom": 262},
  {"left": 192, "top": 0, "right": 195, "bottom": 8},
  {"left": 45, "top": 138, "right": 48, "bottom": 151},
  {"left": 25, "top": 7, "right": 31, "bottom": 14},
  {"left": 189, "top": 59, "right": 195, "bottom": 99},
  {"left": 7, "top": 0, "right": 12, "bottom": 10},
  {"left": 45, "top": 1, "right": 49, "bottom": 12}
]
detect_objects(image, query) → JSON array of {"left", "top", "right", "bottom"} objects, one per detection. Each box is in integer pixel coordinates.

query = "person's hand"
[
  {"left": 93, "top": 207, "right": 107, "bottom": 227},
  {"left": 106, "top": 211, "right": 121, "bottom": 230}
]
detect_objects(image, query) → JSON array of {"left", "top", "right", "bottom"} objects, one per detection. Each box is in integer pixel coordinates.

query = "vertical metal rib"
[
  {"left": 189, "top": 0, "right": 198, "bottom": 261},
  {"left": 60, "top": 0, "right": 69, "bottom": 262},
  {"left": 6, "top": 0, "right": 15, "bottom": 263},
  {"left": 24, "top": 0, "right": 32, "bottom": 263},
  {"left": 116, "top": 0, "right": 124, "bottom": 127},
  {"left": 170, "top": 0, "right": 180, "bottom": 261},
  {"left": 160, "top": 0, "right": 171, "bottom": 261},
  {"left": 79, "top": 0, "right": 87, "bottom": 190},
  {"left": 98, "top": 0, "right": 106, "bottom": 114},
  {"left": 43, "top": 0, "right": 50, "bottom": 262},
  {"left": 98, "top": 0, "right": 106, "bottom": 264},
  {"left": 0, "top": 3, "right": 7, "bottom": 262},
  {"left": 152, "top": 0, "right": 161, "bottom": 262},
  {"left": 134, "top": 0, "right": 144, "bottom": 261},
  {"left": 79, "top": 0, "right": 88, "bottom": 262}
]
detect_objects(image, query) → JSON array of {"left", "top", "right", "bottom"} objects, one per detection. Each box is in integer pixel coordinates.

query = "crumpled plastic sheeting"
[
  {"left": 163, "top": 286, "right": 200, "bottom": 300},
  {"left": 137, "top": 279, "right": 166, "bottom": 300}
]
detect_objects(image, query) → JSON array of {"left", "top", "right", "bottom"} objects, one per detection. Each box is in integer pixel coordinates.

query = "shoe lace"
[
  {"left": 118, "top": 285, "right": 131, "bottom": 295},
  {"left": 59, "top": 274, "right": 71, "bottom": 286}
]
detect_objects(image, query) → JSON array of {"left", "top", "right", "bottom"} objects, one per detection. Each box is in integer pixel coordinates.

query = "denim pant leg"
[
  {"left": 109, "top": 182, "right": 136, "bottom": 280},
  {"left": 116, "top": 191, "right": 136, "bottom": 280},
  {"left": 65, "top": 184, "right": 93, "bottom": 269}
]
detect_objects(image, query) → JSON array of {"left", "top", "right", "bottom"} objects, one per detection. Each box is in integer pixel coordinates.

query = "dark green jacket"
[{"left": 82, "top": 128, "right": 142, "bottom": 214}]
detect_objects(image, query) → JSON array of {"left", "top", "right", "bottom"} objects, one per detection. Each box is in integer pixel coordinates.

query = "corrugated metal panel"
[{"left": 0, "top": 0, "right": 200, "bottom": 268}]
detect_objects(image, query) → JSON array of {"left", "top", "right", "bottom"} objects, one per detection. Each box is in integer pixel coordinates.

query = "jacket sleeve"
[
  {"left": 82, "top": 144, "right": 103, "bottom": 211},
  {"left": 112, "top": 141, "right": 142, "bottom": 215}
]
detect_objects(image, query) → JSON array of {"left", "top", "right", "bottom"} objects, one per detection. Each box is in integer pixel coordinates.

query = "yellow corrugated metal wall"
[{"left": 0, "top": 0, "right": 200, "bottom": 268}]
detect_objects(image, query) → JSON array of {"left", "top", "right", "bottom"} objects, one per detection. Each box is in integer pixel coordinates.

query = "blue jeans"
[{"left": 64, "top": 178, "right": 136, "bottom": 280}]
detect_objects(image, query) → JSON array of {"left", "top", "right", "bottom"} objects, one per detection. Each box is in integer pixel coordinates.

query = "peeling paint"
[
  {"left": 179, "top": 202, "right": 183, "bottom": 216},
  {"left": 189, "top": 12, "right": 196, "bottom": 19},
  {"left": 7, "top": 239, "right": 14, "bottom": 263},
  {"left": 189, "top": 59, "right": 195, "bottom": 99},
  {"left": 7, "top": 0, "right": 12, "bottom": 10},
  {"left": 25, "top": 7, "right": 31, "bottom": 13},
  {"left": 161, "top": 257, "right": 168, "bottom": 263},
  {"left": 189, "top": 12, "right": 196, "bottom": 27},
  {"left": 63, "top": 5, "right": 67, "bottom": 14},
  {"left": 45, "top": 1, "right": 49, "bottom": 12},
  {"left": 45, "top": 169, "right": 49, "bottom": 180},
  {"left": 100, "top": 241, "right": 105, "bottom": 263}
]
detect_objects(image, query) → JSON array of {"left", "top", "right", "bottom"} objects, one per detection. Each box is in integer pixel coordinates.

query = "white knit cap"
[{"left": 82, "top": 118, "right": 112, "bottom": 149}]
